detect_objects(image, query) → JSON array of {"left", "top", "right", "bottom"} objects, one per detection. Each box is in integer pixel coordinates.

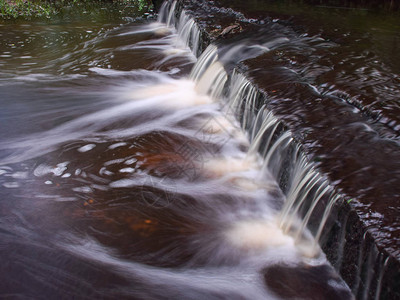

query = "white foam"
[
  {"left": 199, "top": 115, "right": 235, "bottom": 134},
  {"left": 109, "top": 142, "right": 127, "bottom": 149},
  {"left": 77, "top": 144, "right": 96, "bottom": 153},
  {"left": 72, "top": 186, "right": 93, "bottom": 193},
  {"left": 224, "top": 218, "right": 294, "bottom": 252},
  {"left": 119, "top": 167, "right": 135, "bottom": 173},
  {"left": 199, "top": 115, "right": 249, "bottom": 145},
  {"left": 33, "top": 164, "right": 53, "bottom": 177},
  {"left": 124, "top": 158, "right": 137, "bottom": 165},
  {"left": 33, "top": 162, "right": 69, "bottom": 177},
  {"left": 128, "top": 80, "right": 212, "bottom": 108},
  {"left": 10, "top": 171, "right": 28, "bottom": 179},
  {"left": 154, "top": 27, "right": 172, "bottom": 36},
  {"left": 3, "top": 182, "right": 19, "bottom": 188},
  {"left": 163, "top": 48, "right": 188, "bottom": 55},
  {"left": 203, "top": 156, "right": 258, "bottom": 177},
  {"left": 230, "top": 177, "right": 264, "bottom": 191}
]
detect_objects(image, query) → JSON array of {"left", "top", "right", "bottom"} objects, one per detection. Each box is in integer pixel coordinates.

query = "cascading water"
[
  {"left": 222, "top": 69, "right": 342, "bottom": 249},
  {"left": 0, "top": 0, "right": 373, "bottom": 298},
  {"left": 155, "top": 0, "right": 353, "bottom": 290}
]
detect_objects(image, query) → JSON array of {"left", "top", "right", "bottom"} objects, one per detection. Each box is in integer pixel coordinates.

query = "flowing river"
[{"left": 2, "top": 1, "right": 398, "bottom": 298}]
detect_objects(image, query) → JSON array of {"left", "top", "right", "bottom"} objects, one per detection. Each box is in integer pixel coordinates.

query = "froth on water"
[{"left": 0, "top": 6, "right": 353, "bottom": 299}]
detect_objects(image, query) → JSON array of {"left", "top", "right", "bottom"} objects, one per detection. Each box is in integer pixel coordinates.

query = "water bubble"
[
  {"left": 3, "top": 182, "right": 19, "bottom": 188},
  {"left": 108, "top": 142, "right": 127, "bottom": 149},
  {"left": 119, "top": 167, "right": 135, "bottom": 173},
  {"left": 77, "top": 144, "right": 96, "bottom": 153}
]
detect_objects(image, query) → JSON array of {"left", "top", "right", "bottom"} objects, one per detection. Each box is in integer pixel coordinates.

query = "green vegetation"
[
  {"left": 0, "top": 0, "right": 152, "bottom": 19},
  {"left": 0, "top": 0, "right": 56, "bottom": 19}
]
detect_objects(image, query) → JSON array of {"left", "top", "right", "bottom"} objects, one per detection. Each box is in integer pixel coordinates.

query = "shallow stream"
[{"left": 1, "top": 1, "right": 398, "bottom": 298}]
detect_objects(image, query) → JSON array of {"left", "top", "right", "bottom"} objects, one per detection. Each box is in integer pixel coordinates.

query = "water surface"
[{"left": 0, "top": 2, "right": 354, "bottom": 299}]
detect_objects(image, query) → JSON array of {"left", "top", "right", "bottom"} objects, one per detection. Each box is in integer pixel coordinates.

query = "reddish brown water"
[{"left": 4, "top": 0, "right": 399, "bottom": 298}]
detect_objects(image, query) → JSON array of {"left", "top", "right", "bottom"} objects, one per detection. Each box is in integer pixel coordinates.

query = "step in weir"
[{"left": 154, "top": 1, "right": 400, "bottom": 299}]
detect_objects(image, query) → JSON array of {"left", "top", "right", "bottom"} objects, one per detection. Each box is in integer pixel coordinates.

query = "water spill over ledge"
[
  {"left": 0, "top": 0, "right": 398, "bottom": 299},
  {"left": 0, "top": 2, "right": 351, "bottom": 299},
  {"left": 154, "top": 0, "right": 400, "bottom": 299}
]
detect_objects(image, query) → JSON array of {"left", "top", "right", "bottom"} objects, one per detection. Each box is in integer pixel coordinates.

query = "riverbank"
[
  {"left": 0, "top": 0, "right": 153, "bottom": 19},
  {"left": 0, "top": 0, "right": 55, "bottom": 18}
]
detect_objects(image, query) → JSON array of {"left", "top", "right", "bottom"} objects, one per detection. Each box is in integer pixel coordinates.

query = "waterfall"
[
  {"left": 176, "top": 11, "right": 201, "bottom": 57},
  {"left": 190, "top": 45, "right": 219, "bottom": 82},
  {"left": 375, "top": 256, "right": 389, "bottom": 300},
  {"left": 0, "top": 0, "right": 393, "bottom": 298},
  {"left": 158, "top": 0, "right": 202, "bottom": 57},
  {"left": 225, "top": 71, "right": 342, "bottom": 247},
  {"left": 158, "top": 0, "right": 345, "bottom": 252},
  {"left": 157, "top": 0, "right": 177, "bottom": 27}
]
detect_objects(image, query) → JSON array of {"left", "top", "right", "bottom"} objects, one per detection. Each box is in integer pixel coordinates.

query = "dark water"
[{"left": 2, "top": 0, "right": 393, "bottom": 298}]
